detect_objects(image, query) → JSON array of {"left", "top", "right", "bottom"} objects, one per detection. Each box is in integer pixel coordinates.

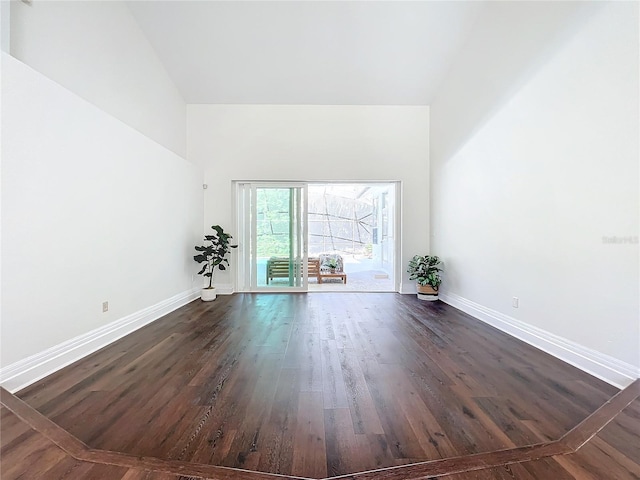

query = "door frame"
[
  {"left": 234, "top": 180, "right": 401, "bottom": 293},
  {"left": 235, "top": 181, "right": 309, "bottom": 293}
]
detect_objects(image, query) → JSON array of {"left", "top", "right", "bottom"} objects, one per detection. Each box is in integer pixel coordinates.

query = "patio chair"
[{"left": 318, "top": 253, "right": 347, "bottom": 284}]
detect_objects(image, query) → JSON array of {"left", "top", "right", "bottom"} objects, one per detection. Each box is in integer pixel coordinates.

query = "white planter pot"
[
  {"left": 201, "top": 287, "right": 217, "bottom": 301},
  {"left": 417, "top": 293, "right": 439, "bottom": 301}
]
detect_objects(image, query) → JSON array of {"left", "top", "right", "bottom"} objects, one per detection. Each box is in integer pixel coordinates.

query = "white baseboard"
[
  {"left": 213, "top": 283, "right": 234, "bottom": 295},
  {"left": 0, "top": 288, "right": 201, "bottom": 393},
  {"left": 399, "top": 282, "right": 416, "bottom": 295},
  {"left": 438, "top": 291, "right": 640, "bottom": 389}
]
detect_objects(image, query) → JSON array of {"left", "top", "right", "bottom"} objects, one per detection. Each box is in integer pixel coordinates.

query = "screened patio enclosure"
[{"left": 306, "top": 183, "right": 395, "bottom": 291}]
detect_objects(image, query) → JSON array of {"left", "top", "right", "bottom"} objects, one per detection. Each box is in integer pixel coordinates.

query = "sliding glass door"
[{"left": 236, "top": 183, "right": 308, "bottom": 291}]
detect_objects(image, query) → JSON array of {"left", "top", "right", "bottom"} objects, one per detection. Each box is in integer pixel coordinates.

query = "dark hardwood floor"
[{"left": 1, "top": 293, "right": 639, "bottom": 479}]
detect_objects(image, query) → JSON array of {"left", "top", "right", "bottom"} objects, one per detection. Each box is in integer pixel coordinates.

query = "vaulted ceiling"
[{"left": 126, "top": 1, "right": 485, "bottom": 105}]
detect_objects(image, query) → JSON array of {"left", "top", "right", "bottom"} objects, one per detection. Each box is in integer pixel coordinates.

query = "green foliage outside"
[{"left": 256, "top": 188, "right": 292, "bottom": 258}]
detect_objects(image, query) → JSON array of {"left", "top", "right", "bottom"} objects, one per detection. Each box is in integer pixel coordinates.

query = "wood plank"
[
  {"left": 320, "top": 339, "right": 349, "bottom": 409},
  {"left": 291, "top": 392, "right": 327, "bottom": 478}
]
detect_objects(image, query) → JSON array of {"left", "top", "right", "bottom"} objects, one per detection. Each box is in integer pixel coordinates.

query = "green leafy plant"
[
  {"left": 407, "top": 255, "right": 442, "bottom": 289},
  {"left": 325, "top": 258, "right": 339, "bottom": 270},
  {"left": 194, "top": 225, "right": 238, "bottom": 289}
]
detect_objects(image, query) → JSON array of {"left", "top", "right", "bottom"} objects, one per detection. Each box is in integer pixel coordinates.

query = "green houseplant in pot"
[
  {"left": 407, "top": 255, "right": 442, "bottom": 301},
  {"left": 194, "top": 225, "right": 237, "bottom": 301},
  {"left": 325, "top": 257, "right": 339, "bottom": 273}
]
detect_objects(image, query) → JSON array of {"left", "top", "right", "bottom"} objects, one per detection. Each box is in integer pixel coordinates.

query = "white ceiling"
[{"left": 126, "top": 1, "right": 485, "bottom": 105}]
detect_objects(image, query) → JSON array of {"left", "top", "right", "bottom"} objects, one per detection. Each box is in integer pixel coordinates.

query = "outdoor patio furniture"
[
  {"left": 266, "top": 257, "right": 321, "bottom": 284},
  {"left": 318, "top": 253, "right": 347, "bottom": 284}
]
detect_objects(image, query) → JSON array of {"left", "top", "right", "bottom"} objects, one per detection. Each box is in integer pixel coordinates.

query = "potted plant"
[
  {"left": 325, "top": 258, "right": 339, "bottom": 273},
  {"left": 407, "top": 255, "right": 442, "bottom": 301},
  {"left": 194, "top": 225, "right": 237, "bottom": 301}
]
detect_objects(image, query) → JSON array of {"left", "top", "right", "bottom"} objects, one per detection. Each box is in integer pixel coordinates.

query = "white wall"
[
  {"left": 9, "top": 0, "right": 186, "bottom": 157},
  {"left": 430, "top": 3, "right": 639, "bottom": 371},
  {"left": 187, "top": 105, "right": 429, "bottom": 291},
  {"left": 1, "top": 54, "right": 203, "bottom": 366}
]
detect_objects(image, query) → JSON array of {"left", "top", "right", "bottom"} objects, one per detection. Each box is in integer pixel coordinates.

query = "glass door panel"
[{"left": 237, "top": 183, "right": 307, "bottom": 291}]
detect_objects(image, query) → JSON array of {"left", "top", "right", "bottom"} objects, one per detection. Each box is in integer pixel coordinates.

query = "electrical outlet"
[
  {"left": 102, "top": 301, "right": 109, "bottom": 312},
  {"left": 512, "top": 297, "right": 519, "bottom": 308}
]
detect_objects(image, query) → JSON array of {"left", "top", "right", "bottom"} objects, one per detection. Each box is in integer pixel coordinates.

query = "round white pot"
[{"left": 201, "top": 287, "right": 217, "bottom": 302}]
